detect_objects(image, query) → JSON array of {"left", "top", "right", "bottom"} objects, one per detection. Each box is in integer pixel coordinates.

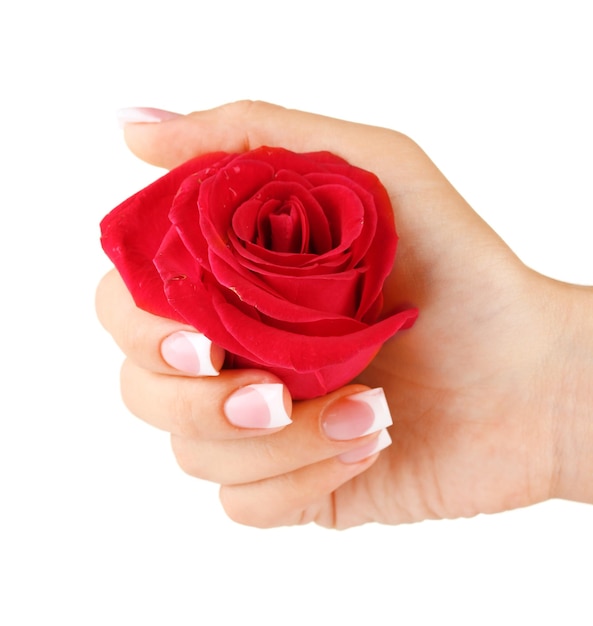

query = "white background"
[{"left": 1, "top": 1, "right": 592, "bottom": 624}]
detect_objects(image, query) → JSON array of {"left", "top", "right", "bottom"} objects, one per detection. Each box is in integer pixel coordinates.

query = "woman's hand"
[{"left": 97, "top": 101, "right": 593, "bottom": 528}]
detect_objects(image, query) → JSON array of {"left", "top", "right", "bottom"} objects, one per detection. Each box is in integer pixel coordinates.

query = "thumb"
[{"left": 118, "top": 100, "right": 436, "bottom": 183}]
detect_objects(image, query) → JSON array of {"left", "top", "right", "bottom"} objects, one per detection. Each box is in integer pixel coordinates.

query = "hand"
[{"left": 97, "top": 101, "right": 593, "bottom": 528}]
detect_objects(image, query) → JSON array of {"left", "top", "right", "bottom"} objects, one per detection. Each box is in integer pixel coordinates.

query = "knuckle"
[
  {"left": 94, "top": 269, "right": 119, "bottom": 330},
  {"left": 169, "top": 385, "right": 202, "bottom": 439},
  {"left": 121, "top": 316, "right": 149, "bottom": 360},
  {"left": 217, "top": 100, "right": 282, "bottom": 152},
  {"left": 256, "top": 435, "right": 287, "bottom": 469},
  {"left": 170, "top": 435, "right": 208, "bottom": 479},
  {"left": 118, "top": 359, "right": 137, "bottom": 414},
  {"left": 219, "top": 486, "right": 270, "bottom": 528},
  {"left": 221, "top": 99, "right": 267, "bottom": 118}
]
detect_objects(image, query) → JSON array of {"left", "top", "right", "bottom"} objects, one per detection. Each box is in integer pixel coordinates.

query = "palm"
[{"left": 332, "top": 211, "right": 554, "bottom": 528}]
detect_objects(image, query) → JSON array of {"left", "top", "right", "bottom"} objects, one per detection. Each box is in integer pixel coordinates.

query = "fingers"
[
  {"left": 168, "top": 386, "right": 392, "bottom": 485},
  {"left": 218, "top": 451, "right": 383, "bottom": 529},
  {"left": 180, "top": 383, "right": 393, "bottom": 529},
  {"left": 120, "top": 359, "right": 291, "bottom": 440},
  {"left": 97, "top": 251, "right": 393, "bottom": 529},
  {"left": 119, "top": 347, "right": 392, "bottom": 494},
  {"left": 118, "top": 338, "right": 393, "bottom": 528}
]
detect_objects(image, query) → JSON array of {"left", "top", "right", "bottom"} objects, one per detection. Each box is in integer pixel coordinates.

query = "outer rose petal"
[
  {"left": 241, "top": 147, "right": 350, "bottom": 175},
  {"left": 100, "top": 153, "right": 227, "bottom": 317},
  {"left": 226, "top": 347, "right": 379, "bottom": 399},
  {"left": 155, "top": 228, "right": 270, "bottom": 362},
  {"left": 160, "top": 263, "right": 417, "bottom": 399},
  {"left": 177, "top": 248, "right": 367, "bottom": 329}
]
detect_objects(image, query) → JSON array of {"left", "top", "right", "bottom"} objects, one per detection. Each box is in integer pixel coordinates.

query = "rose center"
[{"left": 257, "top": 198, "right": 308, "bottom": 254}]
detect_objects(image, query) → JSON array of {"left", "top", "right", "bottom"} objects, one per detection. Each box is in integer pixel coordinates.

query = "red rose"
[{"left": 100, "top": 147, "right": 417, "bottom": 399}]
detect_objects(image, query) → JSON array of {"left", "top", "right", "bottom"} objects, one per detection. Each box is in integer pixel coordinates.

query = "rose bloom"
[{"left": 101, "top": 147, "right": 417, "bottom": 399}]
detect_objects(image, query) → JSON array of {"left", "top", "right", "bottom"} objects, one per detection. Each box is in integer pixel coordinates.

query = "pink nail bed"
[
  {"left": 322, "top": 388, "right": 393, "bottom": 441},
  {"left": 224, "top": 383, "right": 292, "bottom": 429},
  {"left": 161, "top": 331, "right": 223, "bottom": 376},
  {"left": 338, "top": 429, "right": 392, "bottom": 464}
]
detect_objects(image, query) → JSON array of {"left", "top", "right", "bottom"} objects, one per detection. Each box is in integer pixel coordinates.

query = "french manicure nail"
[
  {"left": 116, "top": 107, "right": 182, "bottom": 127},
  {"left": 338, "top": 429, "right": 392, "bottom": 464},
  {"left": 322, "top": 388, "right": 393, "bottom": 441},
  {"left": 161, "top": 331, "right": 224, "bottom": 376},
  {"left": 224, "top": 383, "right": 292, "bottom": 429}
]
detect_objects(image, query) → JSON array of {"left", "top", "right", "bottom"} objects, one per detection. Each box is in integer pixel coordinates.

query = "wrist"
[{"left": 547, "top": 281, "right": 593, "bottom": 503}]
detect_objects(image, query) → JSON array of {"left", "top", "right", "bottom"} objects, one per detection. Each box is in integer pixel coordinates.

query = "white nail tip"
[
  {"left": 348, "top": 388, "right": 393, "bottom": 434},
  {"left": 161, "top": 331, "right": 221, "bottom": 377},
  {"left": 374, "top": 428, "right": 393, "bottom": 453},
  {"left": 179, "top": 331, "right": 220, "bottom": 376},
  {"left": 116, "top": 107, "right": 181, "bottom": 127},
  {"left": 339, "top": 428, "right": 392, "bottom": 464},
  {"left": 251, "top": 383, "right": 292, "bottom": 427}
]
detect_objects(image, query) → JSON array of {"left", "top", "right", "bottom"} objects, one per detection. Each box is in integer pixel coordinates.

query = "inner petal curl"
[
  {"left": 231, "top": 181, "right": 332, "bottom": 255},
  {"left": 257, "top": 197, "right": 308, "bottom": 253}
]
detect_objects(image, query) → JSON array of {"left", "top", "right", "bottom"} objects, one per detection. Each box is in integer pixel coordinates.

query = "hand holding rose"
[{"left": 96, "top": 101, "right": 593, "bottom": 528}]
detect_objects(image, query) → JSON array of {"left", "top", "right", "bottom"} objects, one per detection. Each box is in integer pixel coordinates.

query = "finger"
[
  {"left": 96, "top": 269, "right": 225, "bottom": 376},
  {"left": 120, "top": 359, "right": 291, "bottom": 440},
  {"left": 170, "top": 386, "right": 393, "bottom": 485},
  {"left": 218, "top": 447, "right": 386, "bottom": 529}
]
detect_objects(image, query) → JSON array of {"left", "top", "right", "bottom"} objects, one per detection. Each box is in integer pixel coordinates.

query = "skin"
[{"left": 96, "top": 101, "right": 593, "bottom": 529}]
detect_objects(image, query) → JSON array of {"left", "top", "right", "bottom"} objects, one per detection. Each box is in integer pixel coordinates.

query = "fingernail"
[
  {"left": 116, "top": 107, "right": 182, "bottom": 127},
  {"left": 322, "top": 388, "right": 393, "bottom": 441},
  {"left": 161, "top": 331, "right": 224, "bottom": 376},
  {"left": 224, "top": 383, "right": 292, "bottom": 429},
  {"left": 338, "top": 429, "right": 392, "bottom": 464}
]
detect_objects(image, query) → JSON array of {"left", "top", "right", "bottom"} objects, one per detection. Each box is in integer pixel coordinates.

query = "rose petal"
[
  {"left": 157, "top": 250, "right": 417, "bottom": 376},
  {"left": 243, "top": 147, "right": 347, "bottom": 175},
  {"left": 235, "top": 239, "right": 352, "bottom": 275},
  {"left": 199, "top": 158, "right": 275, "bottom": 238},
  {"left": 273, "top": 168, "right": 315, "bottom": 188},
  {"left": 100, "top": 153, "right": 227, "bottom": 317},
  {"left": 231, "top": 181, "right": 332, "bottom": 255},
  {"left": 308, "top": 184, "right": 365, "bottom": 254},
  {"left": 175, "top": 286, "right": 418, "bottom": 399},
  {"left": 154, "top": 228, "right": 264, "bottom": 360},
  {"left": 307, "top": 174, "right": 378, "bottom": 263},
  {"left": 256, "top": 269, "right": 363, "bottom": 318},
  {"left": 308, "top": 171, "right": 397, "bottom": 318},
  {"left": 206, "top": 251, "right": 365, "bottom": 326}
]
